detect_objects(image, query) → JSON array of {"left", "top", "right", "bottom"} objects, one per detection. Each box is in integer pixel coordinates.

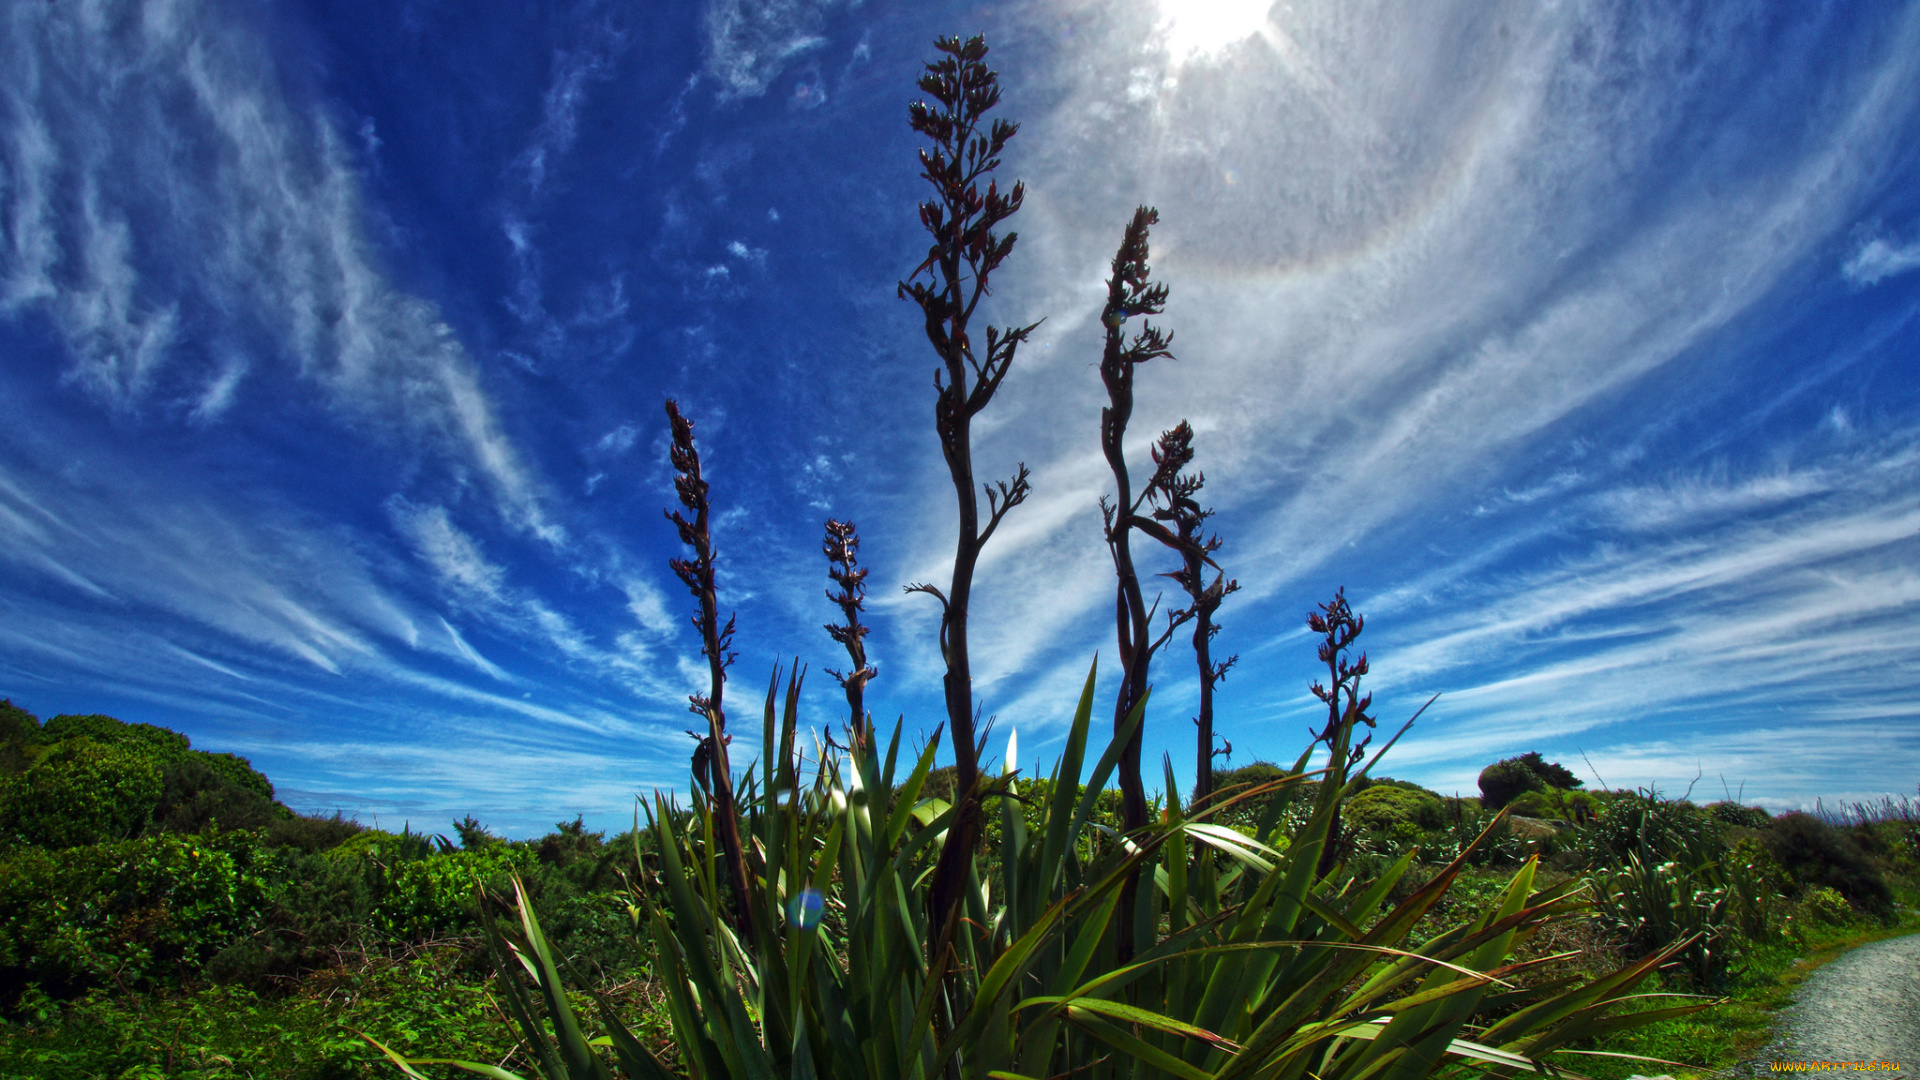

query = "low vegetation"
[{"left": 3, "top": 696, "right": 1913, "bottom": 1079}]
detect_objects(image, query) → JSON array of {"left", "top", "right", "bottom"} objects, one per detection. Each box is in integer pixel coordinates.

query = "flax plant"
[{"left": 376, "top": 596, "right": 1705, "bottom": 1080}]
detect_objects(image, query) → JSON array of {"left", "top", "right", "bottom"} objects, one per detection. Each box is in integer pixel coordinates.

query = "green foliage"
[
  {"left": 1342, "top": 783, "right": 1443, "bottom": 845},
  {"left": 43, "top": 713, "right": 192, "bottom": 757},
  {"left": 153, "top": 753, "right": 288, "bottom": 835},
  {"left": 0, "top": 709, "right": 282, "bottom": 850},
  {"left": 535, "top": 816, "right": 604, "bottom": 868},
  {"left": 1424, "top": 807, "right": 1536, "bottom": 867},
  {"left": 1706, "top": 801, "right": 1772, "bottom": 829},
  {"left": 1583, "top": 789, "right": 1723, "bottom": 867},
  {"left": 265, "top": 810, "right": 367, "bottom": 854},
  {"left": 1590, "top": 851, "right": 1739, "bottom": 987},
  {"left": 0, "top": 737, "right": 166, "bottom": 848},
  {"left": 1799, "top": 885, "right": 1854, "bottom": 926},
  {"left": 1475, "top": 751, "right": 1581, "bottom": 810},
  {"left": 369, "top": 847, "right": 537, "bottom": 942},
  {"left": 1514, "top": 751, "right": 1583, "bottom": 790},
  {"left": 0, "top": 698, "right": 40, "bottom": 775},
  {"left": 1765, "top": 813, "right": 1892, "bottom": 915},
  {"left": 0, "top": 956, "right": 526, "bottom": 1080},
  {"left": 1475, "top": 758, "right": 1540, "bottom": 810},
  {"left": 453, "top": 814, "right": 501, "bottom": 850},
  {"left": 0, "top": 832, "right": 276, "bottom": 1004},
  {"left": 1505, "top": 787, "right": 1597, "bottom": 823}
]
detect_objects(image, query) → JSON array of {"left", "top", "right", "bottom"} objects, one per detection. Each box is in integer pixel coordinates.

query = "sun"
[{"left": 1156, "top": 0, "right": 1273, "bottom": 62}]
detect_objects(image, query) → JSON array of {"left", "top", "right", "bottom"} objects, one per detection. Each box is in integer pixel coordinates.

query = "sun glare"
[{"left": 1157, "top": 0, "right": 1272, "bottom": 62}]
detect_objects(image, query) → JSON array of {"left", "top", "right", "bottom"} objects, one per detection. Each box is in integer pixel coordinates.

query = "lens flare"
[{"left": 787, "top": 888, "right": 825, "bottom": 930}]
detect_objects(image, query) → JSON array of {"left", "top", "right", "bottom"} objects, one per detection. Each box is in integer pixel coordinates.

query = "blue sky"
[{"left": 2, "top": 0, "right": 1916, "bottom": 837}]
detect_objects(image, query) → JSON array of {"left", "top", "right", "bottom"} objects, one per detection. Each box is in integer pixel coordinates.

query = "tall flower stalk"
[
  {"left": 898, "top": 33, "right": 1039, "bottom": 945},
  {"left": 822, "top": 519, "right": 876, "bottom": 753},
  {"left": 1146, "top": 421, "right": 1239, "bottom": 809},
  {"left": 662, "top": 399, "right": 754, "bottom": 949},
  {"left": 1097, "top": 207, "right": 1176, "bottom": 838},
  {"left": 1308, "top": 587, "right": 1376, "bottom": 878}
]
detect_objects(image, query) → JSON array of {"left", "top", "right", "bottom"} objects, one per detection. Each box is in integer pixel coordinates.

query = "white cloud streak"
[
  {"left": 0, "top": 0, "right": 557, "bottom": 541},
  {"left": 1843, "top": 230, "right": 1920, "bottom": 285}
]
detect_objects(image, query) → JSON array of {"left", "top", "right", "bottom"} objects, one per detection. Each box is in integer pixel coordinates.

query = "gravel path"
[{"left": 1748, "top": 932, "right": 1920, "bottom": 1071}]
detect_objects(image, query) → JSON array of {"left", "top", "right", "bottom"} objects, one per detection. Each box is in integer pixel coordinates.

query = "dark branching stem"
[
  {"left": 1097, "top": 206, "right": 1177, "bottom": 962},
  {"left": 822, "top": 519, "right": 877, "bottom": 754},
  {"left": 898, "top": 34, "right": 1038, "bottom": 948},
  {"left": 1307, "top": 588, "right": 1376, "bottom": 879},
  {"left": 663, "top": 399, "right": 755, "bottom": 949},
  {"left": 1146, "top": 422, "right": 1239, "bottom": 810}
]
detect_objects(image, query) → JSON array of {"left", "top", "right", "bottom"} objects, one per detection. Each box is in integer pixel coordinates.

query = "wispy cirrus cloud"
[
  {"left": 702, "top": 0, "right": 842, "bottom": 100},
  {"left": 0, "top": 0, "right": 557, "bottom": 541},
  {"left": 1843, "top": 227, "right": 1920, "bottom": 286},
  {"left": 1358, "top": 432, "right": 1920, "bottom": 801}
]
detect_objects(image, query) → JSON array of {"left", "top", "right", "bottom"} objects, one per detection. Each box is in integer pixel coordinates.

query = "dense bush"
[
  {"left": 1765, "top": 813, "right": 1892, "bottom": 915},
  {"left": 0, "top": 737, "right": 166, "bottom": 848},
  {"left": 152, "top": 753, "right": 288, "bottom": 835},
  {"left": 264, "top": 810, "right": 366, "bottom": 853},
  {"left": 369, "top": 846, "right": 535, "bottom": 942},
  {"left": 1583, "top": 789, "right": 1723, "bottom": 866},
  {"left": 1476, "top": 758, "right": 1540, "bottom": 810},
  {"left": 1343, "top": 783, "right": 1444, "bottom": 844},
  {"left": 1798, "top": 885, "right": 1854, "bottom": 925},
  {"left": 0, "top": 706, "right": 283, "bottom": 850},
  {"left": 0, "top": 700, "right": 38, "bottom": 774},
  {"left": 1707, "top": 801, "right": 1773, "bottom": 829},
  {"left": 0, "top": 832, "right": 276, "bottom": 1004},
  {"left": 1506, "top": 786, "right": 1598, "bottom": 822},
  {"left": 1477, "top": 751, "right": 1582, "bottom": 809},
  {"left": 41, "top": 713, "right": 190, "bottom": 756}
]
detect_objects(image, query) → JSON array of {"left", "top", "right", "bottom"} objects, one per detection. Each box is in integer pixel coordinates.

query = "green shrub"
[
  {"left": 0, "top": 700, "right": 40, "bottom": 776},
  {"left": 0, "top": 832, "right": 276, "bottom": 1005},
  {"left": 204, "top": 847, "right": 379, "bottom": 989},
  {"left": 1476, "top": 758, "right": 1541, "bottom": 809},
  {"left": 1720, "top": 835, "right": 1789, "bottom": 942},
  {"left": 0, "top": 738, "right": 165, "bottom": 848},
  {"left": 1344, "top": 783, "right": 1443, "bottom": 844},
  {"left": 151, "top": 753, "right": 286, "bottom": 835},
  {"left": 1477, "top": 751, "right": 1582, "bottom": 810},
  {"left": 41, "top": 713, "right": 190, "bottom": 758},
  {"left": 1766, "top": 813, "right": 1891, "bottom": 914},
  {"left": 263, "top": 810, "right": 366, "bottom": 854},
  {"left": 369, "top": 846, "right": 535, "bottom": 942},
  {"left": 1706, "top": 801, "right": 1772, "bottom": 829},
  {"left": 1800, "top": 884, "right": 1854, "bottom": 925},
  {"left": 1506, "top": 787, "right": 1598, "bottom": 822},
  {"left": 0, "top": 712, "right": 284, "bottom": 850},
  {"left": 1589, "top": 850, "right": 1739, "bottom": 987}
]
